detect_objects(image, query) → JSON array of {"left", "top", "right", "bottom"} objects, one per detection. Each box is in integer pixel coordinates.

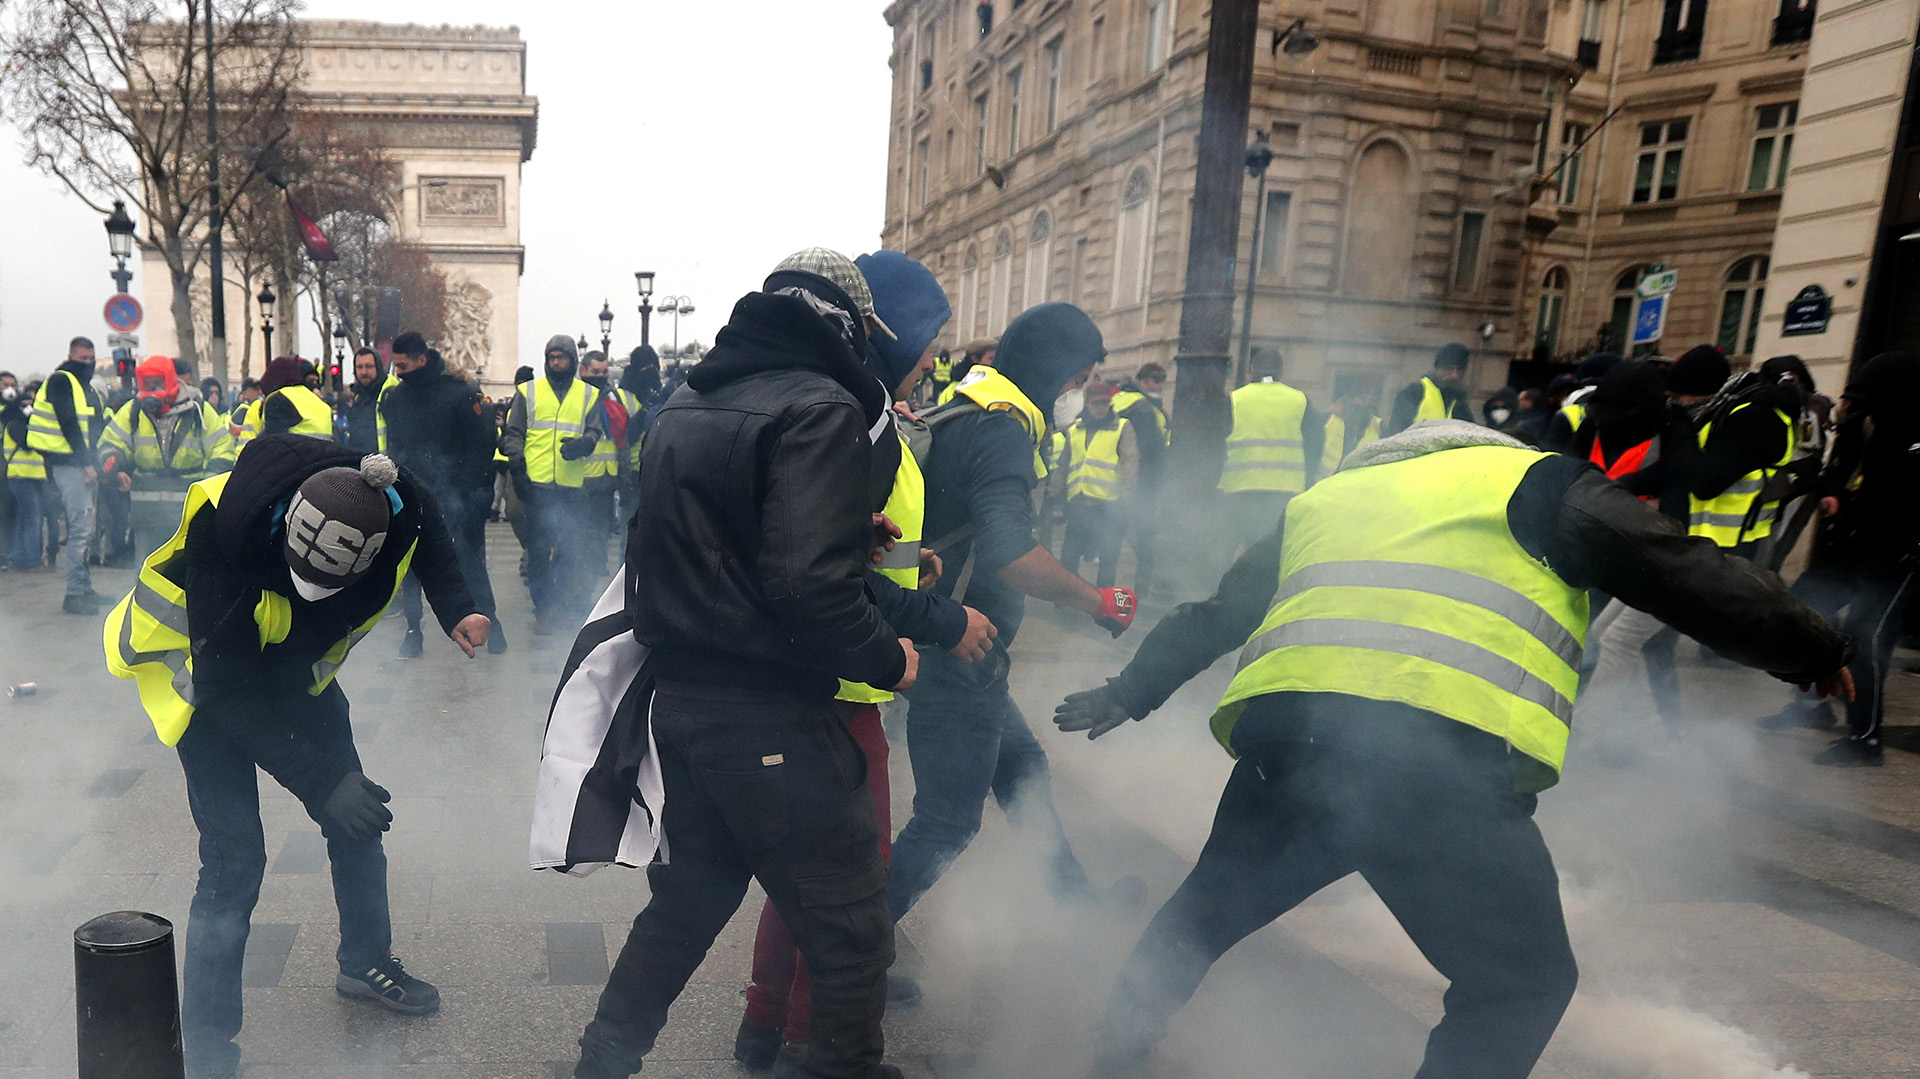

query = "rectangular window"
[
  {"left": 1558, "top": 121, "right": 1588, "bottom": 204},
  {"left": 1631, "top": 119, "right": 1688, "bottom": 203},
  {"left": 1006, "top": 66, "right": 1024, "bottom": 154},
  {"left": 1654, "top": 0, "right": 1706, "bottom": 63},
  {"left": 1451, "top": 211, "right": 1486, "bottom": 291},
  {"left": 1581, "top": 0, "right": 1607, "bottom": 40},
  {"left": 1044, "top": 37, "right": 1063, "bottom": 133},
  {"left": 1747, "top": 101, "right": 1797, "bottom": 191},
  {"left": 1773, "top": 0, "right": 1815, "bottom": 45},
  {"left": 972, "top": 93, "right": 989, "bottom": 174},
  {"left": 915, "top": 138, "right": 931, "bottom": 209},
  {"left": 1090, "top": 16, "right": 1105, "bottom": 86},
  {"left": 1534, "top": 122, "right": 1550, "bottom": 174},
  {"left": 1144, "top": 2, "right": 1169, "bottom": 73},
  {"left": 1258, "top": 190, "right": 1292, "bottom": 276}
]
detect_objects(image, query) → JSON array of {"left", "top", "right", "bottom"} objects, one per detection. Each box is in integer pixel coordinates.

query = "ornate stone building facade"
[
  {"left": 881, "top": 0, "right": 1862, "bottom": 404},
  {"left": 139, "top": 19, "right": 537, "bottom": 391}
]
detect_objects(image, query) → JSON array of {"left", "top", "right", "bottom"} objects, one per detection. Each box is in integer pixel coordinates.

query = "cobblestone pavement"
[{"left": 3, "top": 526, "right": 1920, "bottom": 1078}]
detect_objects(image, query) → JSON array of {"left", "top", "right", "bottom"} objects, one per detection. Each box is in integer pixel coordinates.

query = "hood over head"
[
  {"left": 1587, "top": 358, "right": 1670, "bottom": 433},
  {"left": 1668, "top": 345, "right": 1731, "bottom": 396},
  {"left": 543, "top": 335, "right": 579, "bottom": 378},
  {"left": 856, "top": 250, "right": 951, "bottom": 392},
  {"left": 993, "top": 302, "right": 1107, "bottom": 420},
  {"left": 622, "top": 346, "right": 661, "bottom": 396},
  {"left": 687, "top": 288, "right": 890, "bottom": 429}
]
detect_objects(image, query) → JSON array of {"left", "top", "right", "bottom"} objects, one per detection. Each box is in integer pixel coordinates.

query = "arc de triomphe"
[{"left": 138, "top": 20, "right": 537, "bottom": 392}]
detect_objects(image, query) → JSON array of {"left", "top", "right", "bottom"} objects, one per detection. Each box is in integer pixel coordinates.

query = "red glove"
[{"left": 1095, "top": 587, "right": 1138, "bottom": 638}]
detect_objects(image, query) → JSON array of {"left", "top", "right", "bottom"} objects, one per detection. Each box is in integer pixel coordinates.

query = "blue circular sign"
[{"left": 103, "top": 294, "right": 143, "bottom": 333}]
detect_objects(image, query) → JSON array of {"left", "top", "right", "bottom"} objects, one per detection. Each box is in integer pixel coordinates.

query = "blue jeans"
[
  {"left": 8, "top": 477, "right": 43, "bottom": 568},
  {"left": 175, "top": 683, "right": 391, "bottom": 1076},
  {"left": 887, "top": 648, "right": 1092, "bottom": 921},
  {"left": 49, "top": 464, "right": 93, "bottom": 596},
  {"left": 524, "top": 484, "right": 589, "bottom": 617}
]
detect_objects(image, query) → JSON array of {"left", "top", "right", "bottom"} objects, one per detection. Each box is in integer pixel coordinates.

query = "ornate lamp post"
[
  {"left": 576, "top": 333, "right": 590, "bottom": 357},
  {"left": 104, "top": 200, "right": 136, "bottom": 294},
  {"left": 257, "top": 282, "right": 276, "bottom": 365},
  {"left": 658, "top": 296, "right": 695, "bottom": 359},
  {"left": 599, "top": 300, "right": 615, "bottom": 360},
  {"left": 634, "top": 271, "right": 656, "bottom": 347},
  {"left": 332, "top": 324, "right": 348, "bottom": 391}
]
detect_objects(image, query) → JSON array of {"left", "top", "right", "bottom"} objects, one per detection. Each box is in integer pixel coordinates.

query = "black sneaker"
[
  {"left": 61, "top": 594, "right": 99, "bottom": 616},
  {"left": 398, "top": 627, "right": 424, "bottom": 659},
  {"left": 337, "top": 955, "right": 440, "bottom": 1015},
  {"left": 1759, "top": 702, "right": 1836, "bottom": 731},
  {"left": 733, "top": 1020, "right": 782, "bottom": 1070},
  {"left": 1814, "top": 737, "right": 1883, "bottom": 767}
]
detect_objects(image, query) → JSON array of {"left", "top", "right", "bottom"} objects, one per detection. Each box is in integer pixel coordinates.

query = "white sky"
[{"left": 0, "top": 0, "right": 895, "bottom": 379}]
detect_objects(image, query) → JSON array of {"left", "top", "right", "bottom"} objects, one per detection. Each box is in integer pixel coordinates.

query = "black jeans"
[
  {"left": 175, "top": 684, "right": 391, "bottom": 1077},
  {"left": 525, "top": 484, "right": 589, "bottom": 617},
  {"left": 401, "top": 485, "right": 498, "bottom": 629},
  {"left": 1831, "top": 559, "right": 1917, "bottom": 745},
  {"left": 1098, "top": 702, "right": 1577, "bottom": 1079},
  {"left": 577, "top": 684, "right": 892, "bottom": 1079}
]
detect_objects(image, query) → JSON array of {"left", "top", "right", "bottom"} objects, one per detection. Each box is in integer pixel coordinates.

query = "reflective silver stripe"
[
  {"left": 1722, "top": 477, "right": 1764, "bottom": 496},
  {"left": 116, "top": 606, "right": 195, "bottom": 705},
  {"left": 134, "top": 580, "right": 190, "bottom": 636},
  {"left": 881, "top": 543, "right": 922, "bottom": 571},
  {"left": 1270, "top": 559, "right": 1581, "bottom": 669},
  {"left": 1690, "top": 511, "right": 1753, "bottom": 530},
  {"left": 1076, "top": 460, "right": 1119, "bottom": 474},
  {"left": 1237, "top": 617, "right": 1574, "bottom": 725},
  {"left": 1227, "top": 438, "right": 1305, "bottom": 449},
  {"left": 1221, "top": 461, "right": 1305, "bottom": 474},
  {"left": 528, "top": 418, "right": 586, "bottom": 433},
  {"left": 129, "top": 491, "right": 189, "bottom": 503}
]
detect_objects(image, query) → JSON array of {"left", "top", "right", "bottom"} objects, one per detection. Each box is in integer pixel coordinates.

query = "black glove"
[
  {"left": 1054, "top": 682, "right": 1135, "bottom": 740},
  {"left": 559, "top": 435, "right": 596, "bottom": 461},
  {"left": 321, "top": 772, "right": 393, "bottom": 842}
]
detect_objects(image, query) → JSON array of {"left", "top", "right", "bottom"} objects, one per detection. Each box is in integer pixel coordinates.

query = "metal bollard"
[{"left": 74, "top": 911, "right": 185, "bottom": 1079}]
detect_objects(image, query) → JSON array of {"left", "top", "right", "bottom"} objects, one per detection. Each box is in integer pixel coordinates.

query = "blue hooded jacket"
[{"left": 856, "top": 250, "right": 953, "bottom": 393}]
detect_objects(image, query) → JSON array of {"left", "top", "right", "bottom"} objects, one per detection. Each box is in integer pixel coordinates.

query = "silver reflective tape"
[
  {"left": 880, "top": 544, "right": 922, "bottom": 571},
  {"left": 1270, "top": 559, "right": 1581, "bottom": 668}
]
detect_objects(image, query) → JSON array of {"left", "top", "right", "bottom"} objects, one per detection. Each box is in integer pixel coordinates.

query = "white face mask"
[
  {"left": 290, "top": 574, "right": 343, "bottom": 602},
  {"left": 1489, "top": 408, "right": 1512, "bottom": 426}
]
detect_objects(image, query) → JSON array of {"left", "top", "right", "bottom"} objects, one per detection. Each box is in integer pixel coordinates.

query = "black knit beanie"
[{"left": 283, "top": 455, "right": 398, "bottom": 589}]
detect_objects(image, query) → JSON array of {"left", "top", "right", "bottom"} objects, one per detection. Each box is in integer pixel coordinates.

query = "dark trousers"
[
  {"left": 1802, "top": 558, "right": 1918, "bottom": 745},
  {"left": 577, "top": 684, "right": 892, "bottom": 1079},
  {"left": 7, "top": 477, "right": 44, "bottom": 568},
  {"left": 525, "top": 484, "right": 588, "bottom": 617},
  {"left": 1059, "top": 496, "right": 1124, "bottom": 588},
  {"left": 887, "top": 648, "right": 1092, "bottom": 922},
  {"left": 584, "top": 482, "right": 618, "bottom": 575},
  {"left": 1099, "top": 709, "right": 1577, "bottom": 1079},
  {"left": 401, "top": 486, "right": 498, "bottom": 629},
  {"left": 175, "top": 684, "right": 391, "bottom": 1076}
]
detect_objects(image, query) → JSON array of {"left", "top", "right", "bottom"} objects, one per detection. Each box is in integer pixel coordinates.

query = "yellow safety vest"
[
  {"left": 26, "top": 370, "right": 99, "bottom": 456},
  {"left": 522, "top": 377, "right": 594, "bottom": 488},
  {"left": 4, "top": 426, "right": 46, "bottom": 480},
  {"left": 838, "top": 439, "right": 927, "bottom": 706},
  {"left": 1688, "top": 404, "right": 1796, "bottom": 548},
  {"left": 948, "top": 365, "right": 1049, "bottom": 477},
  {"left": 1319, "top": 412, "right": 1382, "bottom": 478},
  {"left": 583, "top": 387, "right": 619, "bottom": 481},
  {"left": 242, "top": 385, "right": 334, "bottom": 443},
  {"left": 1067, "top": 418, "right": 1127, "bottom": 502},
  {"left": 1559, "top": 401, "right": 1586, "bottom": 436},
  {"left": 1214, "top": 444, "right": 1588, "bottom": 793},
  {"left": 615, "top": 388, "right": 645, "bottom": 474},
  {"left": 102, "top": 471, "right": 416, "bottom": 745},
  {"left": 99, "top": 401, "right": 235, "bottom": 480},
  {"left": 1110, "top": 390, "right": 1167, "bottom": 444},
  {"left": 1219, "top": 380, "right": 1310, "bottom": 494},
  {"left": 1415, "top": 376, "right": 1470, "bottom": 424},
  {"left": 372, "top": 371, "right": 402, "bottom": 451}
]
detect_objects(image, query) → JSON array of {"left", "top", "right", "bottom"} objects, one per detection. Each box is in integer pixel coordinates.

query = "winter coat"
[
  {"left": 344, "top": 381, "right": 383, "bottom": 451},
  {"left": 378, "top": 352, "right": 496, "bottom": 495},
  {"left": 627, "top": 289, "right": 906, "bottom": 697}
]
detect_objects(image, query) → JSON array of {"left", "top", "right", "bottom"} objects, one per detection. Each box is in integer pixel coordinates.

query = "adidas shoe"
[{"left": 337, "top": 955, "right": 440, "bottom": 1015}]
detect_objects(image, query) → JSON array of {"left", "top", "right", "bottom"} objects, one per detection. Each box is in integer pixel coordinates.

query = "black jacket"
[
  {"left": 1387, "top": 375, "right": 1470, "bottom": 436},
  {"left": 1569, "top": 400, "right": 1701, "bottom": 522},
  {"left": 344, "top": 380, "right": 383, "bottom": 451},
  {"left": 1114, "top": 380, "right": 1168, "bottom": 487},
  {"left": 627, "top": 290, "right": 906, "bottom": 696},
  {"left": 378, "top": 354, "right": 495, "bottom": 494},
  {"left": 1818, "top": 351, "right": 1920, "bottom": 564},
  {"left": 1105, "top": 450, "right": 1847, "bottom": 725},
  {"left": 185, "top": 435, "right": 476, "bottom": 808}
]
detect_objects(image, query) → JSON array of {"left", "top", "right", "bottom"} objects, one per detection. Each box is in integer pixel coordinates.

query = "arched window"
[
  {"left": 1607, "top": 264, "right": 1652, "bottom": 352},
  {"left": 1717, "top": 256, "right": 1769, "bottom": 357},
  {"left": 1342, "top": 141, "right": 1417, "bottom": 300},
  {"left": 1113, "top": 166, "right": 1153, "bottom": 306},
  {"left": 1026, "top": 210, "right": 1053, "bottom": 309},
  {"left": 989, "top": 228, "right": 1015, "bottom": 331},
  {"left": 960, "top": 243, "right": 981, "bottom": 338},
  {"left": 1535, "top": 266, "right": 1569, "bottom": 357}
]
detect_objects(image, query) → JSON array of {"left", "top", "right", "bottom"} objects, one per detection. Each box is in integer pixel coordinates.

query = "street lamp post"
[
  {"left": 658, "top": 296, "right": 695, "bottom": 359},
  {"left": 332, "top": 324, "right": 348, "bottom": 392},
  {"left": 599, "top": 300, "right": 615, "bottom": 361},
  {"left": 576, "top": 334, "right": 590, "bottom": 358},
  {"left": 104, "top": 200, "right": 135, "bottom": 295},
  {"left": 257, "top": 283, "right": 276, "bottom": 366},
  {"left": 1237, "top": 133, "right": 1276, "bottom": 387},
  {"left": 634, "top": 272, "right": 655, "bottom": 347}
]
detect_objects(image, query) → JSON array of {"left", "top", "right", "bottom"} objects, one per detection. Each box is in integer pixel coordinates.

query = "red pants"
[{"left": 742, "top": 702, "right": 891, "bottom": 1044}]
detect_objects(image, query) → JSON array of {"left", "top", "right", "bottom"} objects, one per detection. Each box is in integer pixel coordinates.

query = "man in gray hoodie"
[{"left": 500, "top": 334, "right": 604, "bottom": 634}]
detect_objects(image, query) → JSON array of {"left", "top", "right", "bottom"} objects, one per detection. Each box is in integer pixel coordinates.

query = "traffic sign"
[
  {"left": 106, "top": 332, "right": 139, "bottom": 350},
  {"left": 1631, "top": 294, "right": 1668, "bottom": 345},
  {"left": 1636, "top": 266, "right": 1679, "bottom": 298},
  {"left": 103, "top": 294, "right": 143, "bottom": 333}
]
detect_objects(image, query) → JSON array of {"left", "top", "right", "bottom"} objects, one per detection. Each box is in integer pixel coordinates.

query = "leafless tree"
[{"left": 2, "top": 0, "right": 301, "bottom": 375}]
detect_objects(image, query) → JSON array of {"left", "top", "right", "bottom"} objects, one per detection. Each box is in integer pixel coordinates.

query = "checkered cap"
[{"left": 773, "top": 248, "right": 897, "bottom": 340}]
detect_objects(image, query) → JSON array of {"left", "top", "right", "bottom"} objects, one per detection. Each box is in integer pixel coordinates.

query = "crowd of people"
[{"left": 15, "top": 246, "right": 1898, "bottom": 1079}]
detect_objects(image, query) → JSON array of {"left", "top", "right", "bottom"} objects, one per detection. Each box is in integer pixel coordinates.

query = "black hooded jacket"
[
  {"left": 627, "top": 290, "right": 907, "bottom": 696},
  {"left": 183, "top": 436, "right": 475, "bottom": 807},
  {"left": 379, "top": 351, "right": 496, "bottom": 495}
]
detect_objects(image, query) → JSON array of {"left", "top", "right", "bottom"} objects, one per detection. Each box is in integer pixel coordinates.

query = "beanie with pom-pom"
[{"left": 282, "top": 458, "right": 397, "bottom": 591}]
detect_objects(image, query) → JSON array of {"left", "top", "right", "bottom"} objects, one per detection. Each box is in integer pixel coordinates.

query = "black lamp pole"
[
  {"left": 1237, "top": 133, "right": 1275, "bottom": 387},
  {"left": 599, "top": 300, "right": 614, "bottom": 360},
  {"left": 635, "top": 271, "right": 655, "bottom": 348},
  {"left": 257, "top": 282, "right": 275, "bottom": 365},
  {"left": 104, "top": 200, "right": 136, "bottom": 295}
]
